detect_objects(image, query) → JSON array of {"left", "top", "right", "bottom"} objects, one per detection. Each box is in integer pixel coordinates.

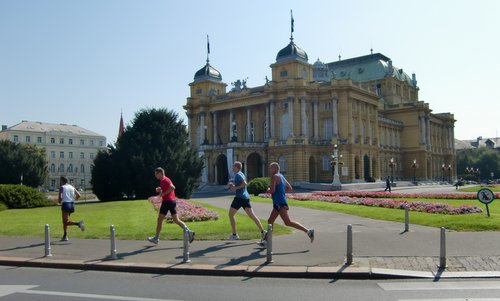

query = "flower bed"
[
  {"left": 311, "top": 190, "right": 500, "bottom": 200},
  {"left": 258, "top": 193, "right": 483, "bottom": 215},
  {"left": 148, "top": 196, "right": 219, "bottom": 222}
]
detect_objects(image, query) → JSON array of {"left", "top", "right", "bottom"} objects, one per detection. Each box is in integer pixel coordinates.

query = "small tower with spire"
[
  {"left": 270, "top": 10, "right": 312, "bottom": 83},
  {"left": 118, "top": 111, "right": 125, "bottom": 138}
]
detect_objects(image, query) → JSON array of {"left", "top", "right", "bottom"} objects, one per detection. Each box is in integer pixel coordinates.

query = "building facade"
[
  {"left": 0, "top": 121, "right": 107, "bottom": 190},
  {"left": 184, "top": 37, "right": 456, "bottom": 186}
]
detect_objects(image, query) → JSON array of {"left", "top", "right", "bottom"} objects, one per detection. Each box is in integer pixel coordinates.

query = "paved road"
[{"left": 3, "top": 266, "right": 500, "bottom": 301}]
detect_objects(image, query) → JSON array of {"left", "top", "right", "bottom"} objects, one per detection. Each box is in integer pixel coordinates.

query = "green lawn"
[
  {"left": 252, "top": 196, "right": 500, "bottom": 232},
  {"left": 459, "top": 185, "right": 500, "bottom": 193},
  {"left": 0, "top": 200, "right": 290, "bottom": 240}
]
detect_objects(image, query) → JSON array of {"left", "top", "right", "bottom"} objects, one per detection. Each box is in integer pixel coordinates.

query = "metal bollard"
[
  {"left": 110, "top": 225, "right": 118, "bottom": 260},
  {"left": 439, "top": 227, "right": 447, "bottom": 269},
  {"left": 182, "top": 228, "right": 191, "bottom": 263},
  {"left": 266, "top": 224, "right": 273, "bottom": 263},
  {"left": 346, "top": 224, "right": 353, "bottom": 265},
  {"left": 44, "top": 224, "right": 52, "bottom": 257},
  {"left": 404, "top": 205, "right": 409, "bottom": 232}
]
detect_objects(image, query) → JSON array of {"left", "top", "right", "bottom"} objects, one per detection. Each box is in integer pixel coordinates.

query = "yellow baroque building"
[{"left": 184, "top": 37, "right": 456, "bottom": 186}]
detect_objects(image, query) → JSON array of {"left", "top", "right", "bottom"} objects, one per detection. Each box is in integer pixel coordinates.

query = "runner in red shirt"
[{"left": 148, "top": 167, "right": 195, "bottom": 245}]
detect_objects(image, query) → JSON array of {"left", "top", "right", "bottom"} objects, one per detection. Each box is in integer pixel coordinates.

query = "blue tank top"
[
  {"left": 234, "top": 172, "right": 250, "bottom": 200},
  {"left": 271, "top": 173, "right": 287, "bottom": 205}
]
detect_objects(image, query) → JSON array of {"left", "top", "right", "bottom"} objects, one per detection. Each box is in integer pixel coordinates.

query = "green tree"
[
  {"left": 91, "top": 108, "right": 204, "bottom": 201},
  {"left": 457, "top": 147, "right": 499, "bottom": 181},
  {"left": 0, "top": 140, "right": 48, "bottom": 187}
]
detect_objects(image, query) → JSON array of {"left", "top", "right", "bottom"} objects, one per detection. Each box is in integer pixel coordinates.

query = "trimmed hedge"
[
  {"left": 0, "top": 184, "right": 53, "bottom": 209},
  {"left": 247, "top": 177, "right": 270, "bottom": 196}
]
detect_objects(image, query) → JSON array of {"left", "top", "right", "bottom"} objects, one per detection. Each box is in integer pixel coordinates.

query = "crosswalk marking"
[
  {"left": 378, "top": 281, "right": 500, "bottom": 291},
  {"left": 0, "top": 285, "right": 183, "bottom": 301}
]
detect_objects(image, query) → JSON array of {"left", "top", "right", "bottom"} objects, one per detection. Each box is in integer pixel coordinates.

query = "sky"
[{"left": 1, "top": 0, "right": 499, "bottom": 145}]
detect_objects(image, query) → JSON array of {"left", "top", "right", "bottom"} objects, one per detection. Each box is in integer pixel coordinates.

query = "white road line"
[
  {"left": 378, "top": 281, "right": 500, "bottom": 291},
  {"left": 398, "top": 299, "right": 500, "bottom": 301},
  {"left": 0, "top": 285, "right": 183, "bottom": 301}
]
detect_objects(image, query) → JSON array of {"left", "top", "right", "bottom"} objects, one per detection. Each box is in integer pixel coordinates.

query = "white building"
[{"left": 0, "top": 121, "right": 107, "bottom": 190}]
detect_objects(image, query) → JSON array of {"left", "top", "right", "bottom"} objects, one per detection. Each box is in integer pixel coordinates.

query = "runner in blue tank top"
[
  {"left": 267, "top": 162, "right": 314, "bottom": 243},
  {"left": 227, "top": 161, "right": 267, "bottom": 242}
]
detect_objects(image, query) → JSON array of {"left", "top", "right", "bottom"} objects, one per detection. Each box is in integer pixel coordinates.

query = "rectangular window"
[
  {"left": 59, "top": 151, "right": 64, "bottom": 159},
  {"left": 69, "top": 152, "right": 73, "bottom": 159},
  {"left": 13, "top": 135, "right": 18, "bottom": 142},
  {"left": 25, "top": 136, "right": 31, "bottom": 143},
  {"left": 51, "top": 151, "right": 55, "bottom": 159},
  {"left": 99, "top": 141, "right": 104, "bottom": 147},
  {"left": 80, "top": 152, "right": 84, "bottom": 159},
  {"left": 90, "top": 140, "right": 94, "bottom": 146},
  {"left": 80, "top": 139, "right": 84, "bottom": 145},
  {"left": 280, "top": 70, "right": 288, "bottom": 77},
  {"left": 196, "top": 88, "right": 202, "bottom": 95},
  {"left": 50, "top": 138, "right": 55, "bottom": 144},
  {"left": 90, "top": 152, "right": 95, "bottom": 159},
  {"left": 69, "top": 138, "right": 73, "bottom": 145},
  {"left": 59, "top": 138, "right": 64, "bottom": 144},
  {"left": 323, "top": 119, "right": 333, "bottom": 140},
  {"left": 37, "top": 137, "right": 42, "bottom": 143},
  {"left": 322, "top": 156, "right": 331, "bottom": 171}
]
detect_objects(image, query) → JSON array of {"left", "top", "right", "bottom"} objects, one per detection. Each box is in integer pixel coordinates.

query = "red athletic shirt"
[{"left": 160, "top": 176, "right": 176, "bottom": 202}]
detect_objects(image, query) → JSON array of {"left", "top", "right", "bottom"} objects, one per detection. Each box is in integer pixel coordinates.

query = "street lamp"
[
  {"left": 202, "top": 125, "right": 209, "bottom": 145},
  {"left": 230, "top": 121, "right": 237, "bottom": 142},
  {"left": 441, "top": 163, "right": 445, "bottom": 182},
  {"left": 388, "top": 157, "right": 396, "bottom": 183},
  {"left": 411, "top": 159, "right": 418, "bottom": 183},
  {"left": 331, "top": 144, "right": 342, "bottom": 189},
  {"left": 447, "top": 164, "right": 452, "bottom": 183}
]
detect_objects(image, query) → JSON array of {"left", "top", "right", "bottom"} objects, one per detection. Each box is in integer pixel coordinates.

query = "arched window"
[
  {"left": 80, "top": 164, "right": 85, "bottom": 173},
  {"left": 50, "top": 164, "right": 55, "bottom": 173},
  {"left": 59, "top": 164, "right": 64, "bottom": 173}
]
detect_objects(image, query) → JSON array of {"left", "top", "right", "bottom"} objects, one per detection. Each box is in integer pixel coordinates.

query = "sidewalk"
[{"left": 1, "top": 184, "right": 500, "bottom": 279}]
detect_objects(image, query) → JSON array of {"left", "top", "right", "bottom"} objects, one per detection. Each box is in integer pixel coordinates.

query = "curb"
[{"left": 2, "top": 256, "right": 500, "bottom": 280}]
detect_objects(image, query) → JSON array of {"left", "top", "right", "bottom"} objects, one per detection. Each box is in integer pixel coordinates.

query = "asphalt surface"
[{"left": 1, "top": 183, "right": 499, "bottom": 279}]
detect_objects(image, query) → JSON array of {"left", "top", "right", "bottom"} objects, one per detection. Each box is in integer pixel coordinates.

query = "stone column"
[
  {"left": 265, "top": 104, "right": 270, "bottom": 140},
  {"left": 288, "top": 97, "right": 294, "bottom": 137},
  {"left": 246, "top": 108, "right": 251, "bottom": 142},
  {"left": 420, "top": 116, "right": 426, "bottom": 144},
  {"left": 426, "top": 116, "right": 431, "bottom": 147},
  {"left": 313, "top": 100, "right": 319, "bottom": 139},
  {"left": 212, "top": 112, "right": 217, "bottom": 144},
  {"left": 269, "top": 101, "right": 275, "bottom": 139},
  {"left": 229, "top": 110, "right": 234, "bottom": 139},
  {"left": 199, "top": 112, "right": 206, "bottom": 145},
  {"left": 300, "top": 97, "right": 307, "bottom": 137},
  {"left": 332, "top": 97, "right": 339, "bottom": 137}
]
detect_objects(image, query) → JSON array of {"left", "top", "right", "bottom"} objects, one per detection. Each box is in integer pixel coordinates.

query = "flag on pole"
[{"left": 207, "top": 34, "right": 210, "bottom": 54}]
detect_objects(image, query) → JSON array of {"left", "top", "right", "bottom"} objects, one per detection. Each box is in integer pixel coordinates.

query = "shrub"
[
  {"left": 248, "top": 177, "right": 270, "bottom": 196},
  {"left": 0, "top": 184, "right": 53, "bottom": 209},
  {"left": 0, "top": 202, "right": 7, "bottom": 212}
]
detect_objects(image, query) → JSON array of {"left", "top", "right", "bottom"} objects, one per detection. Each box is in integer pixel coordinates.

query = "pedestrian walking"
[
  {"left": 58, "top": 176, "right": 84, "bottom": 241},
  {"left": 148, "top": 167, "right": 195, "bottom": 245},
  {"left": 266, "top": 162, "right": 314, "bottom": 243},
  {"left": 384, "top": 176, "right": 391, "bottom": 192},
  {"left": 227, "top": 161, "right": 267, "bottom": 242}
]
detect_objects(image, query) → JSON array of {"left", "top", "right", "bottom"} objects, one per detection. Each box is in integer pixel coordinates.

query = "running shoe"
[
  {"left": 261, "top": 230, "right": 268, "bottom": 242},
  {"left": 228, "top": 234, "right": 240, "bottom": 240},
  {"left": 60, "top": 235, "right": 68, "bottom": 242},
  {"left": 78, "top": 220, "right": 85, "bottom": 231},
  {"left": 188, "top": 230, "right": 195, "bottom": 243},
  {"left": 307, "top": 229, "right": 315, "bottom": 243},
  {"left": 147, "top": 236, "right": 159, "bottom": 245}
]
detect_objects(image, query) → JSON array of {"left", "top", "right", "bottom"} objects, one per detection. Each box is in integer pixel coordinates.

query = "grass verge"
[
  {"left": 0, "top": 199, "right": 291, "bottom": 240},
  {"left": 252, "top": 196, "right": 500, "bottom": 231}
]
